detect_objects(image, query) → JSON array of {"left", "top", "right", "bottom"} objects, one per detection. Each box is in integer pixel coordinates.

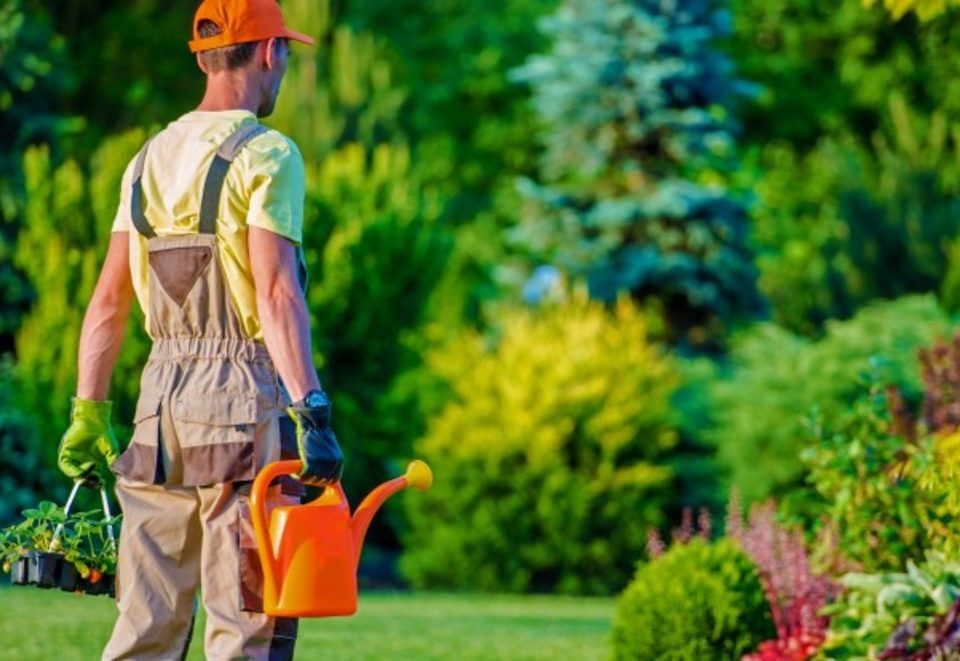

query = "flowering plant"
[{"left": 729, "top": 497, "right": 837, "bottom": 661}]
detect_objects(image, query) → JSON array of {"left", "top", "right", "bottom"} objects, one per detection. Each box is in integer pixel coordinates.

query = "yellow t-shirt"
[{"left": 112, "top": 109, "right": 305, "bottom": 340}]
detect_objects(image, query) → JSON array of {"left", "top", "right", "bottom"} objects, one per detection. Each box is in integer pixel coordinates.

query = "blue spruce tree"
[{"left": 510, "top": 0, "right": 761, "bottom": 345}]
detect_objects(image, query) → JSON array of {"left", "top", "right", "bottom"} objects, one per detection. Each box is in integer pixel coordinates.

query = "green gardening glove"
[{"left": 57, "top": 398, "right": 120, "bottom": 488}]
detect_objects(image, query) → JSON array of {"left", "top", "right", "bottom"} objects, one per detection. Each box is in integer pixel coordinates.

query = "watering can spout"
[
  {"left": 250, "top": 458, "right": 432, "bottom": 618},
  {"left": 350, "top": 460, "right": 433, "bottom": 563}
]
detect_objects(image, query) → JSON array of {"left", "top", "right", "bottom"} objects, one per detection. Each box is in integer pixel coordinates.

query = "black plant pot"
[
  {"left": 26, "top": 551, "right": 63, "bottom": 588},
  {"left": 9, "top": 557, "right": 29, "bottom": 585},
  {"left": 58, "top": 561, "right": 80, "bottom": 592},
  {"left": 80, "top": 572, "right": 115, "bottom": 597}
]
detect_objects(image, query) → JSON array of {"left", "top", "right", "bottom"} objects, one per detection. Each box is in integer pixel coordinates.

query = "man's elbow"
[
  {"left": 90, "top": 280, "right": 134, "bottom": 317},
  {"left": 256, "top": 280, "right": 302, "bottom": 316}
]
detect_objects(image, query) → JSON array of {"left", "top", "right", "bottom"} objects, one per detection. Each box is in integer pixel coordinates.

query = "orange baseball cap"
[{"left": 188, "top": 0, "right": 315, "bottom": 53}]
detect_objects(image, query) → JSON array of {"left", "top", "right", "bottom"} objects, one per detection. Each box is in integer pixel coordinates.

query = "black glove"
[{"left": 286, "top": 389, "right": 344, "bottom": 486}]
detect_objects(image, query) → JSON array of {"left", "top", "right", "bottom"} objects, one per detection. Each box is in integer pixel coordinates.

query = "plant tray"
[{"left": 8, "top": 553, "right": 114, "bottom": 597}]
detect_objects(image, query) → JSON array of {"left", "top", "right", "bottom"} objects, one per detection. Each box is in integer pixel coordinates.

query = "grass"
[{"left": 0, "top": 586, "right": 614, "bottom": 660}]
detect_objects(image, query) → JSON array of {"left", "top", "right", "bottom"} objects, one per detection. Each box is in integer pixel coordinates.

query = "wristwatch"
[{"left": 298, "top": 388, "right": 330, "bottom": 409}]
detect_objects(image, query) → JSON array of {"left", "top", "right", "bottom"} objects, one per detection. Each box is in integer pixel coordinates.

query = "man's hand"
[
  {"left": 58, "top": 398, "right": 120, "bottom": 488},
  {"left": 286, "top": 389, "right": 343, "bottom": 486}
]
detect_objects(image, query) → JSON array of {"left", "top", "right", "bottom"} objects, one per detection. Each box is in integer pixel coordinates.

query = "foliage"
[
  {"left": 0, "top": 501, "right": 120, "bottom": 577},
  {"left": 52, "top": 509, "right": 121, "bottom": 578},
  {"left": 787, "top": 333, "right": 960, "bottom": 574},
  {"left": 727, "top": 0, "right": 929, "bottom": 147},
  {"left": 0, "top": 358, "right": 58, "bottom": 525},
  {"left": 300, "top": 141, "right": 449, "bottom": 522},
  {"left": 894, "top": 334, "right": 960, "bottom": 557},
  {"left": 646, "top": 506, "right": 713, "bottom": 559},
  {"left": 344, "top": 0, "right": 557, "bottom": 205},
  {"left": 509, "top": 0, "right": 760, "bottom": 346},
  {"left": 402, "top": 294, "right": 680, "bottom": 595},
  {"left": 611, "top": 538, "right": 775, "bottom": 659},
  {"left": 42, "top": 1, "right": 197, "bottom": 155},
  {"left": 729, "top": 0, "right": 960, "bottom": 336},
  {"left": 750, "top": 99, "right": 960, "bottom": 334},
  {"left": 729, "top": 498, "right": 836, "bottom": 660},
  {"left": 270, "top": 2, "right": 404, "bottom": 177},
  {"left": 701, "top": 295, "right": 951, "bottom": 506},
  {"left": 11, "top": 133, "right": 151, "bottom": 472},
  {"left": 819, "top": 552, "right": 960, "bottom": 659},
  {"left": 801, "top": 382, "right": 952, "bottom": 572},
  {"left": 863, "top": 0, "right": 959, "bottom": 20},
  {"left": 0, "top": 500, "right": 63, "bottom": 567},
  {"left": 278, "top": 0, "right": 549, "bottom": 333},
  {"left": 0, "top": 0, "right": 75, "bottom": 352}
]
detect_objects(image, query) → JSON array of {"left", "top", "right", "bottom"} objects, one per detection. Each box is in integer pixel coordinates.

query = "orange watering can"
[{"left": 250, "top": 459, "right": 432, "bottom": 618}]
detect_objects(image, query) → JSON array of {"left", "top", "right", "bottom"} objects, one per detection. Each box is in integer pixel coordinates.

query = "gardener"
[{"left": 54, "top": 0, "right": 343, "bottom": 658}]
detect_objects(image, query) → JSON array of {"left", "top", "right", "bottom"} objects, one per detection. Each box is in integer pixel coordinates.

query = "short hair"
[{"left": 196, "top": 19, "right": 258, "bottom": 72}]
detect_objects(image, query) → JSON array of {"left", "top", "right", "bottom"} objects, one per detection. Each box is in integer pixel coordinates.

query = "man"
[{"left": 55, "top": 1, "right": 342, "bottom": 658}]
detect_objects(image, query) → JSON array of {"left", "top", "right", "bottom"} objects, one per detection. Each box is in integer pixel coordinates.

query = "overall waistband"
[{"left": 149, "top": 337, "right": 272, "bottom": 362}]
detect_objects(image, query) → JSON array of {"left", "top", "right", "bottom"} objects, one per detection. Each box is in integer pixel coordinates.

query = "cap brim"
[{"left": 282, "top": 29, "right": 314, "bottom": 46}]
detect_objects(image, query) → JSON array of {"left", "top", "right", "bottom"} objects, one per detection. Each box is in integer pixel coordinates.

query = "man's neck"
[{"left": 196, "top": 72, "right": 260, "bottom": 115}]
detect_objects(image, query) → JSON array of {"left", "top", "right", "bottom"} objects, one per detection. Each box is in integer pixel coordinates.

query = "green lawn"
[{"left": 0, "top": 586, "right": 614, "bottom": 660}]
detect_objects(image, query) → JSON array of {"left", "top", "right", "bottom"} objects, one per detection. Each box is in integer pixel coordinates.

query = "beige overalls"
[{"left": 105, "top": 123, "right": 303, "bottom": 661}]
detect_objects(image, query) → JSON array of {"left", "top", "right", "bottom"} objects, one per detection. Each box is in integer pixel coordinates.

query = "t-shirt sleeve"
[
  {"left": 244, "top": 135, "right": 305, "bottom": 244},
  {"left": 110, "top": 156, "right": 137, "bottom": 233}
]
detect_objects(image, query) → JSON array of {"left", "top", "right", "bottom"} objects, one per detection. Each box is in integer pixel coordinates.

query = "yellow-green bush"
[
  {"left": 13, "top": 133, "right": 151, "bottom": 473},
  {"left": 401, "top": 294, "right": 680, "bottom": 594}
]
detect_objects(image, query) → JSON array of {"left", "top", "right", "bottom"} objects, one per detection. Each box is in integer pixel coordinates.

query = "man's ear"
[
  {"left": 196, "top": 52, "right": 209, "bottom": 74},
  {"left": 263, "top": 37, "right": 278, "bottom": 70}
]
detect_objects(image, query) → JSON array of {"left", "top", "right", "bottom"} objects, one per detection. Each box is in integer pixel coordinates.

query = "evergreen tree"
[{"left": 510, "top": 0, "right": 761, "bottom": 345}]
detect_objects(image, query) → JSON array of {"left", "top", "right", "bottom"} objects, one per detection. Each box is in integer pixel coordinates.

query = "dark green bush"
[
  {"left": 611, "top": 539, "right": 775, "bottom": 660},
  {"left": 701, "top": 295, "right": 952, "bottom": 506}
]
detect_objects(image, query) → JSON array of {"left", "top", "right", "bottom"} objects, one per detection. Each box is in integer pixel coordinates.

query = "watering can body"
[{"left": 250, "top": 459, "right": 432, "bottom": 618}]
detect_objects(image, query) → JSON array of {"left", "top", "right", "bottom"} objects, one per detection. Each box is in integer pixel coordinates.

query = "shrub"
[
  {"left": 891, "top": 334, "right": 960, "bottom": 557},
  {"left": 796, "top": 333, "right": 960, "bottom": 572},
  {"left": 300, "top": 141, "right": 448, "bottom": 521},
  {"left": 821, "top": 552, "right": 960, "bottom": 658},
  {"left": 11, "top": 133, "right": 151, "bottom": 474},
  {"left": 0, "top": 363, "right": 57, "bottom": 526},
  {"left": 701, "top": 295, "right": 952, "bottom": 506},
  {"left": 611, "top": 539, "right": 775, "bottom": 660},
  {"left": 401, "top": 293, "right": 680, "bottom": 595},
  {"left": 801, "top": 382, "right": 950, "bottom": 572},
  {"left": 749, "top": 98, "right": 960, "bottom": 336}
]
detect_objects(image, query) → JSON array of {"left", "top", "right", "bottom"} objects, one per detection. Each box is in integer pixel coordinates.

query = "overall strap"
[
  {"left": 130, "top": 137, "right": 157, "bottom": 239},
  {"left": 197, "top": 123, "right": 270, "bottom": 235}
]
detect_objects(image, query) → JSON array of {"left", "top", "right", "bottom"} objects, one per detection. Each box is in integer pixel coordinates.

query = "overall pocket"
[
  {"left": 112, "top": 392, "right": 163, "bottom": 484},
  {"left": 172, "top": 392, "right": 257, "bottom": 485}
]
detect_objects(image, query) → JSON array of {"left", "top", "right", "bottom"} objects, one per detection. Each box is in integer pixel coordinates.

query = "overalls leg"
[
  {"left": 102, "top": 479, "right": 202, "bottom": 661},
  {"left": 198, "top": 482, "right": 299, "bottom": 661}
]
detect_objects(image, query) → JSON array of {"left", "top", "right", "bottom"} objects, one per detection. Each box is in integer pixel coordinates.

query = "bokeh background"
[{"left": 5, "top": 0, "right": 960, "bottom": 656}]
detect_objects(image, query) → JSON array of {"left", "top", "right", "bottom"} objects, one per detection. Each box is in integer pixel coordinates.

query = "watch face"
[{"left": 305, "top": 390, "right": 327, "bottom": 408}]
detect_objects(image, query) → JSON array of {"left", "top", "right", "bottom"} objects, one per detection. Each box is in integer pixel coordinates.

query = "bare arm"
[
  {"left": 248, "top": 226, "right": 321, "bottom": 402},
  {"left": 76, "top": 232, "right": 136, "bottom": 400}
]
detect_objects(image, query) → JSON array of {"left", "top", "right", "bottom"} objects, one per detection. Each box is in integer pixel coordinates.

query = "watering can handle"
[
  {"left": 250, "top": 459, "right": 303, "bottom": 553},
  {"left": 249, "top": 459, "right": 303, "bottom": 605}
]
